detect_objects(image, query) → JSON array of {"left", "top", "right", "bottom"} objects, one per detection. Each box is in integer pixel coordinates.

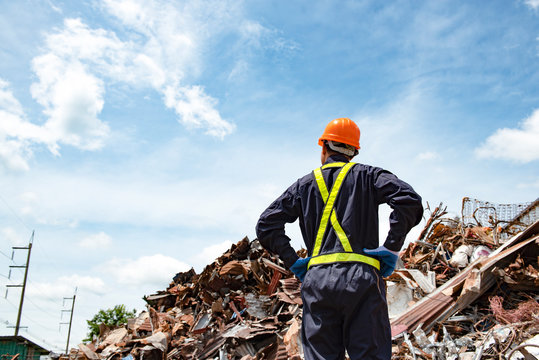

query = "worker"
[{"left": 255, "top": 118, "right": 423, "bottom": 360}]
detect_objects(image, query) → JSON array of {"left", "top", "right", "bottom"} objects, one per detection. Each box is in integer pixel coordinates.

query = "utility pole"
[
  {"left": 61, "top": 288, "right": 77, "bottom": 355},
  {"left": 5, "top": 231, "right": 33, "bottom": 336}
]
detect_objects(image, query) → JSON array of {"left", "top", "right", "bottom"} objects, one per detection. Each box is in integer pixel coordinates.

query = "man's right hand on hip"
[{"left": 363, "top": 246, "right": 399, "bottom": 277}]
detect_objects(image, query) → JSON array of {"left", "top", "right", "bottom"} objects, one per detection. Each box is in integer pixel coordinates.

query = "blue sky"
[{"left": 1, "top": 0, "right": 538, "bottom": 350}]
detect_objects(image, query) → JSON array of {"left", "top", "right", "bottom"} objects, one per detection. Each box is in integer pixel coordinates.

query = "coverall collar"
[{"left": 324, "top": 154, "right": 350, "bottom": 165}]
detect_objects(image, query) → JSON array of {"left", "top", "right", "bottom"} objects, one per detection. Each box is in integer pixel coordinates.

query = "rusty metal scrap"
[
  {"left": 490, "top": 296, "right": 539, "bottom": 324},
  {"left": 69, "top": 199, "right": 539, "bottom": 360},
  {"left": 390, "top": 200, "right": 539, "bottom": 359},
  {"left": 74, "top": 236, "right": 304, "bottom": 360}
]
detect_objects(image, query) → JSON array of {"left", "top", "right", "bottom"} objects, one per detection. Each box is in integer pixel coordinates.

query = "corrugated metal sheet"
[{"left": 0, "top": 336, "right": 48, "bottom": 360}]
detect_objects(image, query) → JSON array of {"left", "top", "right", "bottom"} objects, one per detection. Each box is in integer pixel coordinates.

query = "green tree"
[{"left": 85, "top": 304, "right": 136, "bottom": 341}]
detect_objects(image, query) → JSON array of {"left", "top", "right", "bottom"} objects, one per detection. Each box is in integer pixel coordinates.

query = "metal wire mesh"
[{"left": 461, "top": 197, "right": 538, "bottom": 229}]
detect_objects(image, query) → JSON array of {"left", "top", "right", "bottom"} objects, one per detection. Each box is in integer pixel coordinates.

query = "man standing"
[{"left": 255, "top": 118, "right": 423, "bottom": 359}]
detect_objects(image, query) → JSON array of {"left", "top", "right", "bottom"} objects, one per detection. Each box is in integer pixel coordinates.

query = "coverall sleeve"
[
  {"left": 374, "top": 169, "right": 423, "bottom": 252},
  {"left": 255, "top": 182, "right": 301, "bottom": 269}
]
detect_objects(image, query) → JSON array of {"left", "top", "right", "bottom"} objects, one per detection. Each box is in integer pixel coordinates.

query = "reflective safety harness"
[{"left": 307, "top": 162, "right": 381, "bottom": 271}]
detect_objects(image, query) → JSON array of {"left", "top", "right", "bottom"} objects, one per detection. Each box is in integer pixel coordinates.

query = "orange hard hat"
[{"left": 318, "top": 118, "right": 360, "bottom": 149}]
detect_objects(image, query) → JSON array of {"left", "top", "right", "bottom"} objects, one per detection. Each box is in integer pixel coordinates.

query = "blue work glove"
[
  {"left": 363, "top": 246, "right": 400, "bottom": 278},
  {"left": 289, "top": 257, "right": 311, "bottom": 282}
]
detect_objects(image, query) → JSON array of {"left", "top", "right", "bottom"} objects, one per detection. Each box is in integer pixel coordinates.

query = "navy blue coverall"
[{"left": 255, "top": 154, "right": 423, "bottom": 360}]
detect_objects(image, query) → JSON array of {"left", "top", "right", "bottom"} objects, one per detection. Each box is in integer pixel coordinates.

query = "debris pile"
[
  {"left": 389, "top": 202, "right": 539, "bottom": 359},
  {"left": 78, "top": 237, "right": 306, "bottom": 359},
  {"left": 73, "top": 198, "right": 538, "bottom": 360}
]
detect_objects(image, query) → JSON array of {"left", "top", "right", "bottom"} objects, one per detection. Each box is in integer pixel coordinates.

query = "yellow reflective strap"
[
  {"left": 313, "top": 168, "right": 329, "bottom": 202},
  {"left": 315, "top": 165, "right": 352, "bottom": 252},
  {"left": 330, "top": 210, "right": 352, "bottom": 252},
  {"left": 312, "top": 162, "right": 355, "bottom": 256},
  {"left": 308, "top": 252, "right": 380, "bottom": 270},
  {"left": 321, "top": 162, "right": 347, "bottom": 169}
]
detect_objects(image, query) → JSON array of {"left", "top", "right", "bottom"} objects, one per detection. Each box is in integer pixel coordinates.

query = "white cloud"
[
  {"left": 416, "top": 151, "right": 439, "bottom": 161},
  {"left": 32, "top": 61, "right": 109, "bottom": 152},
  {"left": 19, "top": 192, "right": 38, "bottom": 216},
  {"left": 238, "top": 19, "right": 298, "bottom": 54},
  {"left": 193, "top": 240, "right": 234, "bottom": 267},
  {"left": 0, "top": 141, "right": 30, "bottom": 172},
  {"left": 30, "top": 19, "right": 116, "bottom": 154},
  {"left": 1, "top": 227, "right": 28, "bottom": 246},
  {"left": 516, "top": 179, "right": 539, "bottom": 189},
  {"left": 164, "top": 85, "right": 235, "bottom": 138},
  {"left": 46, "top": 0, "right": 62, "bottom": 13},
  {"left": 228, "top": 60, "right": 250, "bottom": 82},
  {"left": 101, "top": 0, "right": 237, "bottom": 137},
  {"left": 20, "top": 192, "right": 38, "bottom": 202},
  {"left": 0, "top": 79, "right": 47, "bottom": 171},
  {"left": 102, "top": 254, "right": 190, "bottom": 287},
  {"left": 524, "top": 0, "right": 539, "bottom": 10},
  {"left": 0, "top": 79, "right": 24, "bottom": 116},
  {"left": 0, "top": 0, "right": 297, "bottom": 171},
  {"left": 79, "top": 232, "right": 112, "bottom": 249},
  {"left": 475, "top": 109, "right": 539, "bottom": 163},
  {"left": 1, "top": 64, "right": 107, "bottom": 171},
  {"left": 26, "top": 4, "right": 240, "bottom": 153},
  {"left": 31, "top": 176, "right": 257, "bottom": 231},
  {"left": 27, "top": 274, "right": 106, "bottom": 299}
]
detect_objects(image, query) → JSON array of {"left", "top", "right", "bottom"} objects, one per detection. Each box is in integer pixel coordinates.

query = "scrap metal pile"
[
  {"left": 77, "top": 237, "right": 306, "bottom": 360},
  {"left": 389, "top": 202, "right": 539, "bottom": 359},
  {"left": 74, "top": 198, "right": 539, "bottom": 360}
]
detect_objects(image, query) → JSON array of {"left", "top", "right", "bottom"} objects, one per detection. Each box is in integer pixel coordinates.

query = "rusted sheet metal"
[
  {"left": 262, "top": 258, "right": 289, "bottom": 274},
  {"left": 391, "top": 234, "right": 539, "bottom": 337},
  {"left": 388, "top": 202, "right": 539, "bottom": 358},
  {"left": 266, "top": 270, "right": 282, "bottom": 295},
  {"left": 76, "top": 199, "right": 539, "bottom": 360}
]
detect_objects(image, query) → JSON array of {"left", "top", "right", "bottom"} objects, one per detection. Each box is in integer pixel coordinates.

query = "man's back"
[
  {"left": 255, "top": 118, "right": 423, "bottom": 360},
  {"left": 256, "top": 154, "right": 422, "bottom": 265}
]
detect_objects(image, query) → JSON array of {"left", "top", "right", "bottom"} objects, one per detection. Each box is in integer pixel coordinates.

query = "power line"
[
  {"left": 0, "top": 192, "right": 33, "bottom": 232},
  {"left": 31, "top": 240, "right": 65, "bottom": 275},
  {"left": 20, "top": 327, "right": 64, "bottom": 353},
  {"left": 3, "top": 271, "right": 66, "bottom": 320},
  {"left": 19, "top": 310, "right": 59, "bottom": 333},
  {"left": 3, "top": 296, "right": 19, "bottom": 311},
  {"left": 2, "top": 290, "right": 64, "bottom": 347},
  {"left": 24, "top": 295, "right": 62, "bottom": 319},
  {"left": 5, "top": 266, "right": 75, "bottom": 315},
  {"left": 6, "top": 261, "right": 25, "bottom": 282},
  {"left": 2, "top": 287, "right": 66, "bottom": 339},
  {"left": 0, "top": 248, "right": 15, "bottom": 262},
  {"left": 24, "top": 278, "right": 71, "bottom": 307}
]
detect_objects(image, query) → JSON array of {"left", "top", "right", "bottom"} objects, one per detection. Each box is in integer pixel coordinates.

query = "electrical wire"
[
  {"left": 24, "top": 295, "right": 62, "bottom": 319},
  {"left": 5, "top": 230, "right": 70, "bottom": 287},
  {"left": 0, "top": 315, "right": 14, "bottom": 326},
  {"left": 3, "top": 249, "right": 68, "bottom": 309},
  {"left": 20, "top": 310, "right": 60, "bottom": 333},
  {"left": 1, "top": 294, "right": 64, "bottom": 351},
  {"left": 2, "top": 296, "right": 19, "bottom": 311},
  {"left": 0, "top": 198, "right": 75, "bottom": 353},
  {"left": 19, "top": 327, "right": 64, "bottom": 352},
  {"left": 0, "top": 248, "right": 15, "bottom": 262},
  {"left": 0, "top": 195, "right": 56, "bottom": 286},
  {"left": 30, "top": 234, "right": 66, "bottom": 276},
  {"left": 0, "top": 192, "right": 33, "bottom": 232},
  {"left": 1, "top": 275, "right": 81, "bottom": 348},
  {"left": 1, "top": 316, "right": 65, "bottom": 353},
  {"left": 25, "top": 279, "right": 74, "bottom": 308}
]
